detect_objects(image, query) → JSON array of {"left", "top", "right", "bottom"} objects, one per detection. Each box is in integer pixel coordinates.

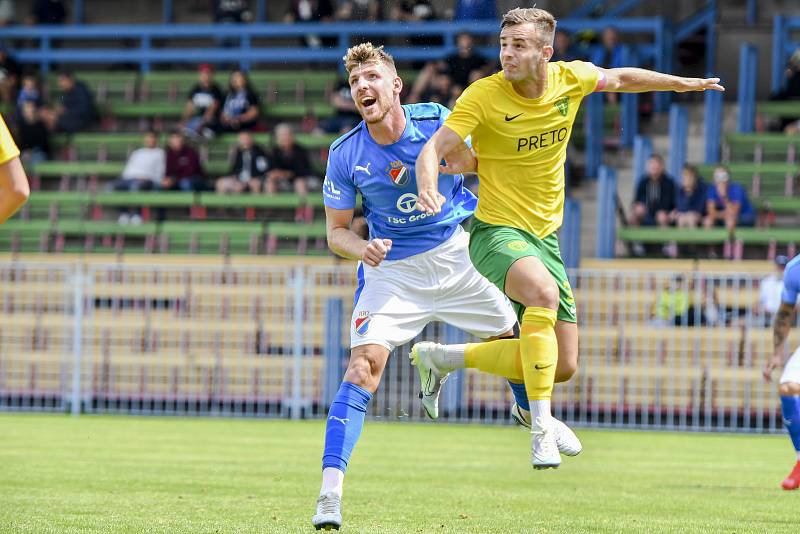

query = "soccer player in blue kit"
[
  {"left": 763, "top": 254, "right": 800, "bottom": 490},
  {"left": 312, "top": 43, "right": 580, "bottom": 530}
]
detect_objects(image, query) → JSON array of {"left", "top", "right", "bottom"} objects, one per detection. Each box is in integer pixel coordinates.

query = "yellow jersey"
[
  {"left": 444, "top": 61, "right": 600, "bottom": 238},
  {"left": 0, "top": 114, "right": 19, "bottom": 166}
]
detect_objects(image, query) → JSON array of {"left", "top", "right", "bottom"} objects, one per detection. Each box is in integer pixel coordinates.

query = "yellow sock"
[
  {"left": 464, "top": 339, "right": 524, "bottom": 381},
  {"left": 520, "top": 307, "right": 558, "bottom": 401}
]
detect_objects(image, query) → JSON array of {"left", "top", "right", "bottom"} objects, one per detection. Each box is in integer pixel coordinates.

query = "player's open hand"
[
  {"left": 681, "top": 77, "right": 725, "bottom": 92},
  {"left": 763, "top": 354, "right": 783, "bottom": 382},
  {"left": 362, "top": 238, "right": 392, "bottom": 267},
  {"left": 415, "top": 189, "right": 445, "bottom": 215},
  {"left": 440, "top": 145, "right": 477, "bottom": 175}
]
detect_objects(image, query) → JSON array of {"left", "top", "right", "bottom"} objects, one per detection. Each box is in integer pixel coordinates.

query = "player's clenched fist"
[
  {"left": 362, "top": 238, "right": 392, "bottom": 267},
  {"left": 415, "top": 189, "right": 445, "bottom": 215}
]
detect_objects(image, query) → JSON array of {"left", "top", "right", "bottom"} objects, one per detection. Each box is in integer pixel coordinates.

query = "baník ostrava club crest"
[{"left": 386, "top": 160, "right": 410, "bottom": 187}]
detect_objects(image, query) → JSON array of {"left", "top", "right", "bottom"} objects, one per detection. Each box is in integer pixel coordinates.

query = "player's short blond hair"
[
  {"left": 343, "top": 42, "right": 396, "bottom": 74},
  {"left": 500, "top": 7, "right": 557, "bottom": 47}
]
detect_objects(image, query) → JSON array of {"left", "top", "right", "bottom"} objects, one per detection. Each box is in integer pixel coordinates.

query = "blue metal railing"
[
  {"left": 675, "top": 1, "right": 717, "bottom": 75},
  {"left": 595, "top": 165, "right": 617, "bottom": 259},
  {"left": 704, "top": 82, "right": 723, "bottom": 164},
  {"left": 561, "top": 198, "right": 582, "bottom": 269},
  {"left": 0, "top": 19, "right": 671, "bottom": 74},
  {"left": 737, "top": 43, "right": 758, "bottom": 133},
  {"left": 772, "top": 16, "right": 800, "bottom": 93},
  {"left": 585, "top": 92, "right": 605, "bottom": 178},
  {"left": 668, "top": 104, "right": 688, "bottom": 180},
  {"left": 570, "top": 0, "right": 644, "bottom": 19},
  {"left": 633, "top": 135, "right": 653, "bottom": 186}
]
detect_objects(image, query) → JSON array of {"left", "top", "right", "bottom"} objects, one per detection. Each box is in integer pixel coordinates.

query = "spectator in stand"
[
  {"left": 0, "top": 0, "right": 15, "bottom": 26},
  {"left": 108, "top": 130, "right": 165, "bottom": 225},
  {"left": 40, "top": 71, "right": 95, "bottom": 133},
  {"left": 182, "top": 64, "right": 223, "bottom": 140},
  {"left": 591, "top": 26, "right": 625, "bottom": 103},
  {"left": 29, "top": 0, "right": 66, "bottom": 24},
  {"left": 163, "top": 131, "right": 206, "bottom": 192},
  {"left": 266, "top": 123, "right": 312, "bottom": 196},
  {"left": 213, "top": 0, "right": 252, "bottom": 23},
  {"left": 284, "top": 0, "right": 335, "bottom": 48},
  {"left": 216, "top": 130, "right": 269, "bottom": 193},
  {"left": 16, "top": 73, "right": 43, "bottom": 114},
  {"left": 755, "top": 255, "right": 790, "bottom": 326},
  {"left": 703, "top": 165, "right": 756, "bottom": 232},
  {"left": 445, "top": 33, "right": 487, "bottom": 90},
  {"left": 630, "top": 154, "right": 676, "bottom": 228},
  {"left": 391, "top": 0, "right": 441, "bottom": 53},
  {"left": 409, "top": 33, "right": 485, "bottom": 104},
  {"left": 653, "top": 274, "right": 696, "bottom": 327},
  {"left": 452, "top": 0, "right": 495, "bottom": 20},
  {"left": 220, "top": 69, "right": 260, "bottom": 132},
  {"left": 320, "top": 77, "right": 360, "bottom": 134},
  {"left": 335, "top": 0, "right": 381, "bottom": 22},
  {"left": 15, "top": 100, "right": 50, "bottom": 166},
  {"left": 0, "top": 47, "right": 21, "bottom": 105},
  {"left": 770, "top": 49, "right": 800, "bottom": 133},
  {"left": 671, "top": 163, "right": 706, "bottom": 228},
  {"left": 552, "top": 29, "right": 581, "bottom": 62}
]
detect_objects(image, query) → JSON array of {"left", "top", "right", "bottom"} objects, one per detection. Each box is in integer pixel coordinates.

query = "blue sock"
[
  {"left": 781, "top": 396, "right": 800, "bottom": 451},
  {"left": 508, "top": 380, "right": 530, "bottom": 411},
  {"left": 322, "top": 382, "right": 372, "bottom": 473}
]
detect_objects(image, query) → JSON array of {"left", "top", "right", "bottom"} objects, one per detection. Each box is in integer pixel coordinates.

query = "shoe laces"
[{"left": 317, "top": 493, "right": 340, "bottom": 515}]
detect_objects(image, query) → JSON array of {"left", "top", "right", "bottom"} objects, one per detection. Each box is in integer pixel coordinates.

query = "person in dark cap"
[{"left": 181, "top": 63, "right": 223, "bottom": 140}]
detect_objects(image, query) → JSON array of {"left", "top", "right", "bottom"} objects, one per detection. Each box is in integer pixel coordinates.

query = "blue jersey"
[
  {"left": 782, "top": 254, "right": 800, "bottom": 306},
  {"left": 322, "top": 102, "right": 476, "bottom": 260}
]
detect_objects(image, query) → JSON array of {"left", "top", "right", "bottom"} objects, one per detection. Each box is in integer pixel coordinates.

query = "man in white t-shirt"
[
  {"left": 109, "top": 130, "right": 165, "bottom": 224},
  {"left": 757, "top": 255, "right": 789, "bottom": 326}
]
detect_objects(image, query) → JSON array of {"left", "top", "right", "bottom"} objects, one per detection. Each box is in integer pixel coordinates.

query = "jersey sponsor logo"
[
  {"left": 386, "top": 194, "right": 434, "bottom": 224},
  {"left": 355, "top": 162, "right": 372, "bottom": 175},
  {"left": 323, "top": 175, "right": 342, "bottom": 200},
  {"left": 554, "top": 96, "right": 570, "bottom": 116},
  {"left": 354, "top": 311, "right": 371, "bottom": 336},
  {"left": 505, "top": 112, "right": 523, "bottom": 122},
  {"left": 386, "top": 160, "right": 410, "bottom": 187},
  {"left": 507, "top": 240, "right": 530, "bottom": 252},
  {"left": 517, "top": 127, "right": 569, "bottom": 152},
  {"left": 396, "top": 193, "right": 418, "bottom": 214}
]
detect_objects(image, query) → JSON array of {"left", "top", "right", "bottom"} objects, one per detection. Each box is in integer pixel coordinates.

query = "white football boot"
[
  {"left": 312, "top": 492, "right": 342, "bottom": 530},
  {"left": 530, "top": 416, "right": 561, "bottom": 469},
  {"left": 511, "top": 403, "right": 582, "bottom": 456},
  {"left": 409, "top": 342, "right": 450, "bottom": 419}
]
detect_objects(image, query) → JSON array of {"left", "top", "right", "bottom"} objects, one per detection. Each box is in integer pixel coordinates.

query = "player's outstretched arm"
[
  {"left": 415, "top": 125, "right": 463, "bottom": 215},
  {"left": 598, "top": 67, "right": 725, "bottom": 94},
  {"left": 764, "top": 301, "right": 795, "bottom": 381},
  {"left": 0, "top": 157, "right": 30, "bottom": 224},
  {"left": 325, "top": 206, "right": 391, "bottom": 267}
]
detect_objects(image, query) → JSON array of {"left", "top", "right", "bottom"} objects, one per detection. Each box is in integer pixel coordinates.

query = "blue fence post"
[
  {"left": 585, "top": 92, "right": 604, "bottom": 178},
  {"left": 772, "top": 15, "right": 785, "bottom": 94},
  {"left": 240, "top": 34, "right": 251, "bottom": 72},
  {"left": 704, "top": 83, "right": 723, "bottom": 164},
  {"left": 163, "top": 0, "right": 174, "bottom": 24},
  {"left": 746, "top": 0, "right": 756, "bottom": 26},
  {"left": 595, "top": 166, "right": 617, "bottom": 259},
  {"left": 74, "top": 0, "right": 84, "bottom": 24},
  {"left": 668, "top": 104, "right": 688, "bottom": 181},
  {"left": 620, "top": 46, "right": 638, "bottom": 148},
  {"left": 324, "top": 298, "right": 345, "bottom": 407},
  {"left": 737, "top": 43, "right": 757, "bottom": 133},
  {"left": 40, "top": 37, "right": 50, "bottom": 74},
  {"left": 560, "top": 198, "right": 582, "bottom": 269},
  {"left": 441, "top": 324, "right": 466, "bottom": 417},
  {"left": 633, "top": 135, "right": 652, "bottom": 186},
  {"left": 256, "top": 0, "right": 267, "bottom": 22},
  {"left": 655, "top": 18, "right": 674, "bottom": 113},
  {"left": 140, "top": 35, "right": 152, "bottom": 74},
  {"left": 706, "top": 1, "right": 717, "bottom": 75}
]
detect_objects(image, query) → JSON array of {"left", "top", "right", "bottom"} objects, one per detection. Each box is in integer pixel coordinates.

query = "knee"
[
  {"left": 517, "top": 277, "right": 559, "bottom": 309},
  {"left": 344, "top": 359, "right": 373, "bottom": 388},
  {"left": 780, "top": 382, "right": 800, "bottom": 396}
]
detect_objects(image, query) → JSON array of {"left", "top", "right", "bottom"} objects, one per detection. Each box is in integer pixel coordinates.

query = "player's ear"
[
  {"left": 542, "top": 45, "right": 554, "bottom": 62},
  {"left": 393, "top": 75, "right": 403, "bottom": 95}
]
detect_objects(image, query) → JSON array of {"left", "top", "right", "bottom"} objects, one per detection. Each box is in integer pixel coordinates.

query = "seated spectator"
[
  {"left": 630, "top": 154, "right": 676, "bottom": 228},
  {"left": 452, "top": 0, "right": 496, "bottom": 20},
  {"left": 28, "top": 0, "right": 66, "bottom": 25},
  {"left": 108, "top": 130, "right": 165, "bottom": 225},
  {"left": 703, "top": 166, "right": 756, "bottom": 232},
  {"left": 755, "top": 255, "right": 790, "bottom": 326},
  {"left": 267, "top": 123, "right": 312, "bottom": 196},
  {"left": 409, "top": 33, "right": 485, "bottom": 105},
  {"left": 216, "top": 130, "right": 269, "bottom": 194},
  {"left": 336, "top": 0, "right": 381, "bottom": 21},
  {"left": 445, "top": 33, "right": 487, "bottom": 90},
  {"left": 0, "top": 47, "right": 21, "bottom": 105},
  {"left": 40, "top": 71, "right": 96, "bottom": 133},
  {"left": 181, "top": 64, "right": 223, "bottom": 140},
  {"left": 320, "top": 78, "right": 360, "bottom": 134},
  {"left": 391, "top": 0, "right": 441, "bottom": 53},
  {"left": 212, "top": 0, "right": 252, "bottom": 23},
  {"left": 770, "top": 49, "right": 800, "bottom": 133},
  {"left": 671, "top": 164, "right": 706, "bottom": 228},
  {"left": 220, "top": 69, "right": 260, "bottom": 133},
  {"left": 552, "top": 29, "right": 581, "bottom": 63},
  {"left": 15, "top": 100, "right": 50, "bottom": 166},
  {"left": 590, "top": 27, "right": 625, "bottom": 103},
  {"left": 16, "top": 73, "right": 43, "bottom": 114},
  {"left": 163, "top": 131, "right": 206, "bottom": 192},
  {"left": 284, "top": 0, "right": 335, "bottom": 48}
]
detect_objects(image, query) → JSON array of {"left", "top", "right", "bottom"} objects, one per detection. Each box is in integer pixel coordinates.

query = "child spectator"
[
  {"left": 671, "top": 164, "right": 706, "bottom": 228},
  {"left": 15, "top": 100, "right": 50, "bottom": 166},
  {"left": 16, "top": 73, "right": 43, "bottom": 114}
]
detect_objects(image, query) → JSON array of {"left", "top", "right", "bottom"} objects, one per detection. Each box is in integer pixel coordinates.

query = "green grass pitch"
[{"left": 0, "top": 413, "right": 796, "bottom": 533}]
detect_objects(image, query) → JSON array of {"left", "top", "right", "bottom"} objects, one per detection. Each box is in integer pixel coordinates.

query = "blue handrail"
[
  {"left": 737, "top": 43, "right": 757, "bottom": 133},
  {"left": 703, "top": 82, "right": 723, "bottom": 164},
  {"left": 668, "top": 104, "right": 688, "bottom": 180}
]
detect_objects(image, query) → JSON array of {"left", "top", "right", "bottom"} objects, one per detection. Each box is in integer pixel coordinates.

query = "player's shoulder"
[
  {"left": 329, "top": 122, "right": 365, "bottom": 154},
  {"left": 464, "top": 71, "right": 505, "bottom": 93},
  {"left": 404, "top": 102, "right": 448, "bottom": 121},
  {"left": 786, "top": 255, "right": 800, "bottom": 279}
]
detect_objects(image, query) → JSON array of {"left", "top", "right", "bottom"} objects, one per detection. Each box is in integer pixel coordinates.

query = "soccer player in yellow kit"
[
  {"left": 412, "top": 7, "right": 724, "bottom": 468},
  {"left": 0, "top": 114, "right": 29, "bottom": 224}
]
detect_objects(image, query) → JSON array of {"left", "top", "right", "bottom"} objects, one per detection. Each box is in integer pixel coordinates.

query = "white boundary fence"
[{"left": 0, "top": 261, "right": 795, "bottom": 432}]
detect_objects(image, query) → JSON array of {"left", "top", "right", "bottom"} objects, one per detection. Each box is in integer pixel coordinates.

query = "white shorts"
[
  {"left": 350, "top": 227, "right": 517, "bottom": 351},
  {"left": 780, "top": 345, "right": 800, "bottom": 384}
]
